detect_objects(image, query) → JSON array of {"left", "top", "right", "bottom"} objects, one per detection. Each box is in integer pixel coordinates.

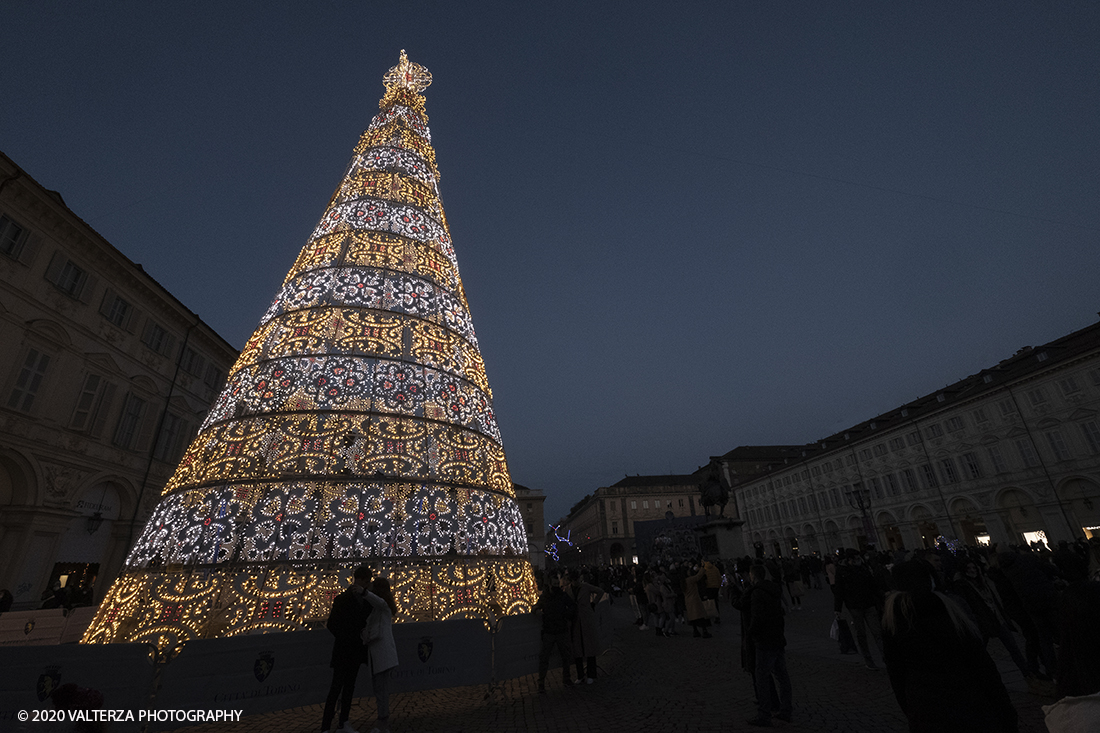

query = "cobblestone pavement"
[{"left": 171, "top": 584, "right": 1054, "bottom": 733}]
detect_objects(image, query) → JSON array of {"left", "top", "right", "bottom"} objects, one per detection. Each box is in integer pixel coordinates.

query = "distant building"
[
  {"left": 735, "top": 319, "right": 1100, "bottom": 557},
  {"left": 562, "top": 474, "right": 703, "bottom": 565},
  {"left": 0, "top": 152, "right": 237, "bottom": 610},
  {"left": 513, "top": 483, "right": 546, "bottom": 569}
]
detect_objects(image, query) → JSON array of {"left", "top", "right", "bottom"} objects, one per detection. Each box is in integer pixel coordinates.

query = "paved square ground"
[{"left": 167, "top": 582, "right": 1053, "bottom": 732}]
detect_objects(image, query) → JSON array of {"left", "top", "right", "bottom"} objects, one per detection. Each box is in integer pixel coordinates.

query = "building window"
[
  {"left": 678, "top": 498, "right": 685, "bottom": 508},
  {"left": 141, "top": 321, "right": 175, "bottom": 357},
  {"left": 0, "top": 214, "right": 28, "bottom": 257},
  {"left": 925, "top": 424, "right": 943, "bottom": 439},
  {"left": 527, "top": 502, "right": 533, "bottom": 509},
  {"left": 869, "top": 477, "right": 883, "bottom": 499},
  {"left": 884, "top": 473, "right": 899, "bottom": 495},
  {"left": 7, "top": 348, "right": 51, "bottom": 412},
  {"left": 1045, "top": 431, "right": 1071, "bottom": 461},
  {"left": 667, "top": 500, "right": 672, "bottom": 508},
  {"left": 811, "top": 466, "right": 821, "bottom": 477},
  {"left": 945, "top": 416, "right": 964, "bottom": 432},
  {"left": 99, "top": 290, "right": 135, "bottom": 329},
  {"left": 113, "top": 393, "right": 147, "bottom": 450},
  {"left": 527, "top": 522, "right": 533, "bottom": 533},
  {"left": 179, "top": 347, "right": 206, "bottom": 377},
  {"left": 988, "top": 445, "right": 1008, "bottom": 473},
  {"left": 1083, "top": 422, "right": 1100, "bottom": 454},
  {"left": 611, "top": 521, "right": 618, "bottom": 535},
  {"left": 1058, "top": 376, "right": 1081, "bottom": 396},
  {"left": 1016, "top": 438, "right": 1040, "bottom": 468},
  {"left": 888, "top": 437, "right": 905, "bottom": 452},
  {"left": 872, "top": 444, "right": 888, "bottom": 457},
  {"left": 997, "top": 398, "right": 1016, "bottom": 417},
  {"left": 630, "top": 500, "right": 637, "bottom": 510},
  {"left": 642, "top": 500, "right": 648, "bottom": 509},
  {"left": 906, "top": 431, "right": 921, "bottom": 446},
  {"left": 920, "top": 464, "right": 939, "bottom": 488},
  {"left": 70, "top": 373, "right": 105, "bottom": 431},
  {"left": 961, "top": 453, "right": 982, "bottom": 480},
  {"left": 204, "top": 364, "right": 226, "bottom": 390},
  {"left": 973, "top": 407, "right": 989, "bottom": 425},
  {"left": 153, "top": 412, "right": 190, "bottom": 463},
  {"left": 901, "top": 468, "right": 917, "bottom": 492},
  {"left": 1026, "top": 388, "right": 1048, "bottom": 407},
  {"left": 845, "top": 454, "right": 856, "bottom": 466},
  {"left": 937, "top": 458, "right": 958, "bottom": 484},
  {"left": 830, "top": 487, "right": 840, "bottom": 506}
]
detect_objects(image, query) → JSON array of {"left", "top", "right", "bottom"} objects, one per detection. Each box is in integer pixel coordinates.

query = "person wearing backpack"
[{"left": 534, "top": 571, "right": 577, "bottom": 692}]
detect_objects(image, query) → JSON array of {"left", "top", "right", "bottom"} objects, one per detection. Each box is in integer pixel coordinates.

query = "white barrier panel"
[
  {"left": 377, "top": 619, "right": 491, "bottom": 694},
  {"left": 492, "top": 614, "right": 541, "bottom": 681},
  {"left": 59, "top": 606, "right": 100, "bottom": 645},
  {"left": 155, "top": 630, "right": 331, "bottom": 719},
  {"left": 0, "top": 610, "right": 67, "bottom": 647},
  {"left": 0, "top": 643, "right": 154, "bottom": 732},
  {"left": 156, "top": 620, "right": 493, "bottom": 719}
]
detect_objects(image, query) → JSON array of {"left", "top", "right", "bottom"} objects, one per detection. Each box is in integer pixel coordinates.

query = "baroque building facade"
[
  {"left": 0, "top": 151, "right": 238, "bottom": 610},
  {"left": 562, "top": 474, "right": 704, "bottom": 565},
  {"left": 513, "top": 483, "right": 546, "bottom": 569},
  {"left": 737, "top": 319, "right": 1100, "bottom": 558}
]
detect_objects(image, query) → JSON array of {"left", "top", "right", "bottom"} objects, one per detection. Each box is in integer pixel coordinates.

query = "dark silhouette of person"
[{"left": 320, "top": 565, "right": 373, "bottom": 733}]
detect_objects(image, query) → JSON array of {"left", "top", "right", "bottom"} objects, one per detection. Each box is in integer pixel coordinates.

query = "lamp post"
[{"left": 845, "top": 484, "right": 878, "bottom": 550}]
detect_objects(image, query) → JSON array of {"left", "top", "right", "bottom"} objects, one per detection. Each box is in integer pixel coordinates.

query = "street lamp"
[{"left": 845, "top": 484, "right": 878, "bottom": 550}]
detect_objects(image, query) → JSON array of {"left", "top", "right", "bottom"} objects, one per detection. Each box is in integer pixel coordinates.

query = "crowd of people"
[{"left": 534, "top": 537, "right": 1100, "bottom": 731}]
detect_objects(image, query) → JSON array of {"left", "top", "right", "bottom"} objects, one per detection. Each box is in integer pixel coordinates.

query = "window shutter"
[
  {"left": 134, "top": 400, "right": 155, "bottom": 453},
  {"left": 162, "top": 333, "right": 178, "bottom": 360},
  {"left": 76, "top": 271, "right": 97, "bottom": 303},
  {"left": 99, "top": 288, "right": 117, "bottom": 318},
  {"left": 44, "top": 250, "right": 65, "bottom": 285},
  {"left": 141, "top": 319, "right": 155, "bottom": 346},
  {"left": 125, "top": 307, "right": 142, "bottom": 333},
  {"left": 91, "top": 382, "right": 117, "bottom": 438},
  {"left": 17, "top": 233, "right": 41, "bottom": 266}
]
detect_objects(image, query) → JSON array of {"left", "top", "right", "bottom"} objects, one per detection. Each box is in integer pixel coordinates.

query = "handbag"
[
  {"left": 702, "top": 599, "right": 718, "bottom": 618},
  {"left": 836, "top": 618, "right": 858, "bottom": 654}
]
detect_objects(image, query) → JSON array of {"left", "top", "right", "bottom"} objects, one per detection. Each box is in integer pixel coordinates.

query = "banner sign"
[
  {"left": 157, "top": 619, "right": 492, "bottom": 719},
  {"left": 155, "top": 630, "right": 331, "bottom": 718},
  {"left": 0, "top": 643, "right": 154, "bottom": 732},
  {"left": 0, "top": 610, "right": 67, "bottom": 647}
]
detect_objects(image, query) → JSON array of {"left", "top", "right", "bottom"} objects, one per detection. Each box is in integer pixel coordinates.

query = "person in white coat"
[{"left": 363, "top": 577, "right": 399, "bottom": 733}]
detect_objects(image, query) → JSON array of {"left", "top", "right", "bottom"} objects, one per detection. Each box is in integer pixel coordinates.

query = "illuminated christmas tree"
[{"left": 84, "top": 51, "right": 537, "bottom": 651}]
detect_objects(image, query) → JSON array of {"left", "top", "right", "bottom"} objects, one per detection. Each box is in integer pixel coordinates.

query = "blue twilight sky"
[{"left": 3, "top": 2, "right": 1098, "bottom": 523}]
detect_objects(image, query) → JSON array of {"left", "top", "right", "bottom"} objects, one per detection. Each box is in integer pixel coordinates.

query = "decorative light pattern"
[
  {"left": 544, "top": 524, "right": 574, "bottom": 562},
  {"left": 84, "top": 51, "right": 536, "bottom": 651}
]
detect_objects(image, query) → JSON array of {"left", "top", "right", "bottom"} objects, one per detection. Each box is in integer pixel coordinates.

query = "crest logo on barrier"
[
  {"left": 24, "top": 619, "right": 35, "bottom": 635},
  {"left": 37, "top": 667, "right": 61, "bottom": 701},
  {"left": 417, "top": 636, "right": 433, "bottom": 663},
  {"left": 254, "top": 651, "right": 275, "bottom": 682}
]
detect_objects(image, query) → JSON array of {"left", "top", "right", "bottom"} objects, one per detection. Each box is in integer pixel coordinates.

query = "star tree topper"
[{"left": 384, "top": 50, "right": 432, "bottom": 94}]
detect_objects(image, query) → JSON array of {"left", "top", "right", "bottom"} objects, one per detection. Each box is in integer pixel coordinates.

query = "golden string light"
[{"left": 83, "top": 51, "right": 537, "bottom": 652}]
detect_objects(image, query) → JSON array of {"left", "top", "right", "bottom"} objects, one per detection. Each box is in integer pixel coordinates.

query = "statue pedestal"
[{"left": 694, "top": 518, "right": 746, "bottom": 559}]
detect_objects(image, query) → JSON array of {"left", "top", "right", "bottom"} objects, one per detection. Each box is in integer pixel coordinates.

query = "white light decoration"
[{"left": 84, "top": 51, "right": 537, "bottom": 654}]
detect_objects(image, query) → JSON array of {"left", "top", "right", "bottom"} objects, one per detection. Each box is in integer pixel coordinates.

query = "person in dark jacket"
[
  {"left": 321, "top": 565, "right": 373, "bottom": 733},
  {"left": 950, "top": 559, "right": 1031, "bottom": 679},
  {"left": 534, "top": 571, "right": 577, "bottom": 692},
  {"left": 883, "top": 561, "right": 1017, "bottom": 733},
  {"left": 745, "top": 564, "right": 793, "bottom": 727},
  {"left": 834, "top": 549, "right": 885, "bottom": 670}
]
